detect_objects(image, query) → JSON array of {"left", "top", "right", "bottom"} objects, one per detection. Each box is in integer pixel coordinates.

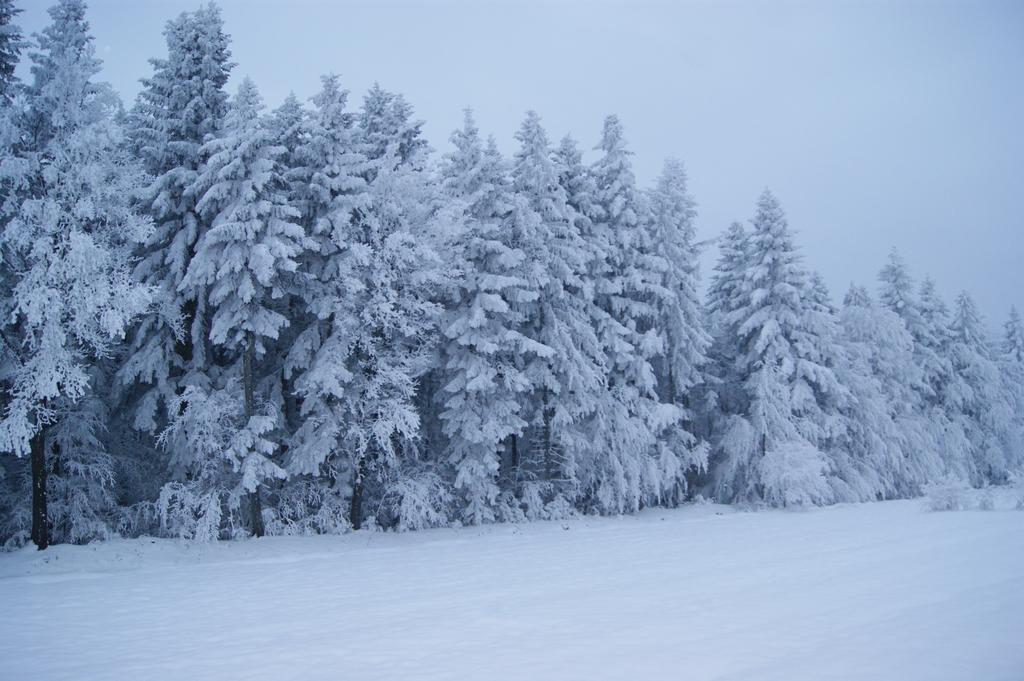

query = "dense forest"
[{"left": 1, "top": 0, "right": 1021, "bottom": 550}]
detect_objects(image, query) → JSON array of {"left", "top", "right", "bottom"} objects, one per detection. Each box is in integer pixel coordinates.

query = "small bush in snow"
[{"left": 923, "top": 478, "right": 972, "bottom": 512}]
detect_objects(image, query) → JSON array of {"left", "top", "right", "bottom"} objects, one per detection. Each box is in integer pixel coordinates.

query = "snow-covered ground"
[{"left": 1, "top": 499, "right": 1022, "bottom": 681}]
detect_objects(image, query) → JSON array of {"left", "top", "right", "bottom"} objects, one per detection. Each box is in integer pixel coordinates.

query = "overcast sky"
[{"left": 16, "top": 0, "right": 1024, "bottom": 325}]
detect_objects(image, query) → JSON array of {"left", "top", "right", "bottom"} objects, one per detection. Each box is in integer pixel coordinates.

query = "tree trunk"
[
  {"left": 541, "top": 389, "right": 554, "bottom": 482},
  {"left": 243, "top": 331, "right": 265, "bottom": 538},
  {"left": 349, "top": 456, "right": 366, "bottom": 530},
  {"left": 30, "top": 427, "right": 48, "bottom": 551}
]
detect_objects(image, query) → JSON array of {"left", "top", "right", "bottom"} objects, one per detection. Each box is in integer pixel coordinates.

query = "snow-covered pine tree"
[
  {"left": 645, "top": 158, "right": 711, "bottom": 496},
  {"left": 0, "top": 0, "right": 152, "bottom": 549},
  {"left": 175, "top": 77, "right": 312, "bottom": 537},
  {"left": 280, "top": 77, "right": 367, "bottom": 510},
  {"left": 118, "top": 4, "right": 233, "bottom": 433},
  {"left": 287, "top": 84, "right": 449, "bottom": 531},
  {"left": 508, "top": 111, "right": 604, "bottom": 514},
  {"left": 918, "top": 277, "right": 975, "bottom": 479},
  {"left": 438, "top": 111, "right": 545, "bottom": 524},
  {"left": 947, "top": 291, "right": 1016, "bottom": 483},
  {"left": 705, "top": 220, "right": 750, "bottom": 420},
  {"left": 710, "top": 191, "right": 841, "bottom": 507},
  {"left": 1005, "top": 307, "right": 1024, "bottom": 364},
  {"left": 275, "top": 75, "right": 368, "bottom": 535},
  {"left": 359, "top": 83, "right": 428, "bottom": 169},
  {"left": 0, "top": 0, "right": 23, "bottom": 103},
  {"left": 581, "top": 115, "right": 682, "bottom": 513},
  {"left": 646, "top": 160, "right": 709, "bottom": 404},
  {"left": 878, "top": 255, "right": 951, "bottom": 411},
  {"left": 876, "top": 255, "right": 968, "bottom": 483},
  {"left": 553, "top": 135, "right": 602, "bottom": 239},
  {"left": 261, "top": 91, "right": 311, "bottom": 438},
  {"left": 837, "top": 284, "right": 940, "bottom": 496},
  {"left": 1000, "top": 307, "right": 1024, "bottom": 477},
  {"left": 268, "top": 92, "right": 306, "bottom": 182}
]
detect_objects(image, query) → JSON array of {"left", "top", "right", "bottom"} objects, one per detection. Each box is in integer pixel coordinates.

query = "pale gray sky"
[{"left": 17, "top": 0, "right": 1024, "bottom": 325}]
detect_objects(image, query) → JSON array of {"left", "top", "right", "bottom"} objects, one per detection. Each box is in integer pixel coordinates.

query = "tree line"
[{"left": 1, "top": 1, "right": 1022, "bottom": 549}]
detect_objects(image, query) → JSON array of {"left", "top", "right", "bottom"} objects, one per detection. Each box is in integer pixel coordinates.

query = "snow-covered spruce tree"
[
  {"left": 947, "top": 291, "right": 1017, "bottom": 483},
  {"left": 282, "top": 76, "right": 370, "bottom": 524},
  {"left": 359, "top": 83, "right": 428, "bottom": 171},
  {"left": 0, "top": 0, "right": 23, "bottom": 103},
  {"left": 878, "top": 254, "right": 950, "bottom": 410},
  {"left": 258, "top": 91, "right": 312, "bottom": 438},
  {"left": 876, "top": 255, "right": 966, "bottom": 484},
  {"left": 173, "top": 78, "right": 312, "bottom": 538},
  {"left": 709, "top": 191, "right": 845, "bottom": 507},
  {"left": 269, "top": 76, "right": 367, "bottom": 533},
  {"left": 553, "top": 135, "right": 601, "bottom": 235},
  {"left": 837, "top": 284, "right": 938, "bottom": 497},
  {"left": 268, "top": 92, "right": 305, "bottom": 184},
  {"left": 579, "top": 115, "right": 684, "bottom": 513},
  {"left": 286, "top": 83, "right": 451, "bottom": 531},
  {"left": 117, "top": 4, "right": 233, "bottom": 434},
  {"left": 438, "top": 110, "right": 545, "bottom": 524},
  {"left": 645, "top": 158, "right": 711, "bottom": 495},
  {"left": 1000, "top": 307, "right": 1024, "bottom": 477},
  {"left": 507, "top": 111, "right": 605, "bottom": 515},
  {"left": 1004, "top": 307, "right": 1024, "bottom": 364},
  {"left": 705, "top": 221, "right": 750, "bottom": 425},
  {"left": 0, "top": 0, "right": 152, "bottom": 549}
]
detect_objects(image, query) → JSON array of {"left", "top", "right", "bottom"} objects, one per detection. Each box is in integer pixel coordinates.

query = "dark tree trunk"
[
  {"left": 243, "top": 331, "right": 265, "bottom": 538},
  {"left": 509, "top": 433, "right": 520, "bottom": 488},
  {"left": 349, "top": 456, "right": 366, "bottom": 530},
  {"left": 281, "top": 367, "right": 300, "bottom": 433},
  {"left": 30, "top": 427, "right": 48, "bottom": 551},
  {"left": 541, "top": 389, "right": 554, "bottom": 482}
]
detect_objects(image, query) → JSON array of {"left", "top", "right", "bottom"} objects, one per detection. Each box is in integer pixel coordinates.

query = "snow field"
[{"left": 1, "top": 499, "right": 1022, "bottom": 681}]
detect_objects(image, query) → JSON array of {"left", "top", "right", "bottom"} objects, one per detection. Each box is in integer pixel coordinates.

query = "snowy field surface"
[{"left": 1, "top": 499, "right": 1022, "bottom": 681}]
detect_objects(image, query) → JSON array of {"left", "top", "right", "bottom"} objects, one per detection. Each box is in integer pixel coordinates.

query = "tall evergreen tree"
[
  {"left": 281, "top": 76, "right": 369, "bottom": 524},
  {"left": 948, "top": 291, "right": 1015, "bottom": 482},
  {"left": 118, "top": 4, "right": 233, "bottom": 432},
  {"left": 0, "top": 0, "right": 152, "bottom": 549},
  {"left": 509, "top": 111, "right": 604, "bottom": 510},
  {"left": 288, "top": 84, "right": 448, "bottom": 531},
  {"left": 1004, "top": 307, "right": 1024, "bottom": 364},
  {"left": 710, "top": 191, "right": 841, "bottom": 506},
  {"left": 176, "top": 78, "right": 312, "bottom": 536},
  {"left": 645, "top": 159, "right": 711, "bottom": 495},
  {"left": 837, "top": 285, "right": 917, "bottom": 497},
  {"left": 579, "top": 115, "right": 684, "bottom": 512},
  {"left": 877, "top": 257, "right": 970, "bottom": 483},
  {"left": 359, "top": 83, "right": 427, "bottom": 169},
  {"left": 0, "top": 0, "right": 23, "bottom": 103},
  {"left": 438, "top": 111, "right": 544, "bottom": 524}
]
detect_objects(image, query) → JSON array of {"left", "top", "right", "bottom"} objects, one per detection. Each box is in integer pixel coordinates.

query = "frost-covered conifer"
[
  {"left": 359, "top": 83, "right": 428, "bottom": 168},
  {"left": 0, "top": 0, "right": 23, "bottom": 102},
  {"left": 578, "top": 115, "right": 684, "bottom": 512},
  {"left": 509, "top": 112, "right": 604, "bottom": 511},
  {"left": 438, "top": 111, "right": 544, "bottom": 523},
  {"left": 837, "top": 284, "right": 941, "bottom": 496},
  {"left": 0, "top": 0, "right": 152, "bottom": 549},
  {"left": 646, "top": 159, "right": 710, "bottom": 407},
  {"left": 1005, "top": 307, "right": 1024, "bottom": 364},
  {"left": 176, "top": 78, "right": 312, "bottom": 536},
  {"left": 710, "top": 192, "right": 841, "bottom": 506},
  {"left": 285, "top": 85, "right": 449, "bottom": 531},
  {"left": 118, "top": 4, "right": 233, "bottom": 432},
  {"left": 876, "top": 258, "right": 970, "bottom": 483},
  {"left": 947, "top": 292, "right": 1016, "bottom": 482}
]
